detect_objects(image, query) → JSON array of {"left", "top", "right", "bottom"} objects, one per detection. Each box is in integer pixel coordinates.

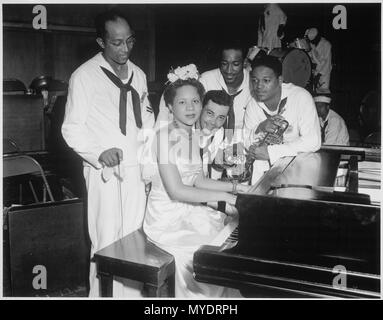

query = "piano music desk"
[{"left": 94, "top": 229, "right": 175, "bottom": 297}]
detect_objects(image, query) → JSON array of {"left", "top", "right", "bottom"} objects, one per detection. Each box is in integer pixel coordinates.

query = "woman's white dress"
[{"left": 143, "top": 127, "right": 240, "bottom": 298}]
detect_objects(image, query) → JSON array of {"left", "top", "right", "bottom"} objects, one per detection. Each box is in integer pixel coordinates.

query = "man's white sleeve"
[
  {"left": 268, "top": 91, "right": 321, "bottom": 164},
  {"left": 243, "top": 100, "right": 262, "bottom": 148},
  {"left": 61, "top": 72, "right": 104, "bottom": 169},
  {"left": 316, "top": 43, "right": 332, "bottom": 75},
  {"left": 326, "top": 116, "right": 350, "bottom": 146}
]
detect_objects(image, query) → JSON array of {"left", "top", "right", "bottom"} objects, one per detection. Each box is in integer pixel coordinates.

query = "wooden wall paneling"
[
  {"left": 3, "top": 4, "right": 108, "bottom": 27},
  {"left": 3, "top": 5, "right": 154, "bottom": 83},
  {"left": 51, "top": 32, "right": 99, "bottom": 82},
  {"left": 3, "top": 4, "right": 155, "bottom": 154},
  {"left": 147, "top": 8, "right": 156, "bottom": 82},
  {"left": 3, "top": 95, "right": 44, "bottom": 152},
  {"left": 3, "top": 30, "right": 47, "bottom": 87}
]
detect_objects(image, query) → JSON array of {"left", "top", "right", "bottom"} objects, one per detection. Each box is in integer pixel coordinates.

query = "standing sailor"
[
  {"left": 305, "top": 27, "right": 332, "bottom": 93},
  {"left": 62, "top": 9, "right": 154, "bottom": 297},
  {"left": 257, "top": 3, "right": 287, "bottom": 51}
]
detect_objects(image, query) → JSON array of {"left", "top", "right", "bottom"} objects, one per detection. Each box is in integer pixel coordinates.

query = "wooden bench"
[{"left": 94, "top": 229, "right": 175, "bottom": 297}]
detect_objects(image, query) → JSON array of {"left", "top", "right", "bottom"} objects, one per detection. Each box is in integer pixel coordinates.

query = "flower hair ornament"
[{"left": 166, "top": 64, "right": 200, "bottom": 83}]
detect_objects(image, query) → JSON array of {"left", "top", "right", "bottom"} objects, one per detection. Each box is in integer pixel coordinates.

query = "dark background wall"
[
  {"left": 2, "top": 4, "right": 154, "bottom": 85},
  {"left": 153, "top": 3, "right": 381, "bottom": 133},
  {"left": 2, "top": 2, "right": 381, "bottom": 138}
]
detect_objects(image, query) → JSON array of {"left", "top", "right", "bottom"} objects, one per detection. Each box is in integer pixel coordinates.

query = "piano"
[{"left": 194, "top": 146, "right": 381, "bottom": 298}]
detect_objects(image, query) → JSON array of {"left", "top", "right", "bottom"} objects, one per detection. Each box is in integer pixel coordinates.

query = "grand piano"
[{"left": 194, "top": 146, "right": 381, "bottom": 298}]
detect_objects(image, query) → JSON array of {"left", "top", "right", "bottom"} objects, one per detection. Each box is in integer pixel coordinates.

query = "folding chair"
[{"left": 3, "top": 154, "right": 55, "bottom": 203}]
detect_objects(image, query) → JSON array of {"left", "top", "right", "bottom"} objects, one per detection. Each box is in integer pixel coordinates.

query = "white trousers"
[{"left": 84, "top": 165, "right": 147, "bottom": 298}]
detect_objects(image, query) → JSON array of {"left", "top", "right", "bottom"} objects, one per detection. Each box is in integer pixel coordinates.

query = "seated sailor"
[
  {"left": 314, "top": 94, "right": 350, "bottom": 146},
  {"left": 244, "top": 55, "right": 321, "bottom": 183},
  {"left": 196, "top": 89, "right": 248, "bottom": 214}
]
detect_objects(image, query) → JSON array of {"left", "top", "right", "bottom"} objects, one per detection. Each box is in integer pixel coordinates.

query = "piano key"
[
  {"left": 221, "top": 226, "right": 239, "bottom": 250},
  {"left": 209, "top": 217, "right": 238, "bottom": 247}
]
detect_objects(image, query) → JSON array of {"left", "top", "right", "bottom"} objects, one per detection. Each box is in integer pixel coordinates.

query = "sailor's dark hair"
[
  {"left": 218, "top": 40, "right": 245, "bottom": 61},
  {"left": 203, "top": 90, "right": 231, "bottom": 108},
  {"left": 251, "top": 55, "right": 282, "bottom": 77},
  {"left": 95, "top": 9, "right": 132, "bottom": 39}
]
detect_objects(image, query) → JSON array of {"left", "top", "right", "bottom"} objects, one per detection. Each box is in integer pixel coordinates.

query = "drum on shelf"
[{"left": 269, "top": 48, "right": 312, "bottom": 89}]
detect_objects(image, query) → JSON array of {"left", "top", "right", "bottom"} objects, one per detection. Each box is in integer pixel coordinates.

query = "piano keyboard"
[
  {"left": 221, "top": 226, "right": 239, "bottom": 250},
  {"left": 209, "top": 217, "right": 239, "bottom": 250}
]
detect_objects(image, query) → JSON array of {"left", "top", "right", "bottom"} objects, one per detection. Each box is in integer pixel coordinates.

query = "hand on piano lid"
[{"left": 248, "top": 144, "right": 270, "bottom": 161}]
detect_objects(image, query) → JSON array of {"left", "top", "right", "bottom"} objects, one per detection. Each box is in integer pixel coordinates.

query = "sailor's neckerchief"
[
  {"left": 261, "top": 97, "right": 288, "bottom": 119},
  {"left": 196, "top": 122, "right": 215, "bottom": 178}
]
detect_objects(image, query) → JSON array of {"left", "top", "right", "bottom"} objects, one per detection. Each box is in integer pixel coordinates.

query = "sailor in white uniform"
[
  {"left": 62, "top": 10, "right": 154, "bottom": 297},
  {"left": 305, "top": 27, "right": 332, "bottom": 93},
  {"left": 257, "top": 3, "right": 287, "bottom": 51},
  {"left": 244, "top": 56, "right": 321, "bottom": 184},
  {"left": 314, "top": 95, "right": 349, "bottom": 145}
]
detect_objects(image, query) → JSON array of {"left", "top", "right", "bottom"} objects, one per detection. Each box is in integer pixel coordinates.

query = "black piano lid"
[
  {"left": 194, "top": 148, "right": 380, "bottom": 298},
  {"left": 235, "top": 150, "right": 380, "bottom": 274},
  {"left": 235, "top": 193, "right": 380, "bottom": 275}
]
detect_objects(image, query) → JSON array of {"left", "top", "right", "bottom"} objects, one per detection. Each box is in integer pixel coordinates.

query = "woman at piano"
[{"left": 142, "top": 64, "right": 249, "bottom": 297}]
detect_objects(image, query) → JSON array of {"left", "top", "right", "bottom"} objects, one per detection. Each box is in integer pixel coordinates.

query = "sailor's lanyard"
[
  {"left": 145, "top": 182, "right": 152, "bottom": 213},
  {"left": 116, "top": 159, "right": 151, "bottom": 239},
  {"left": 117, "top": 157, "right": 124, "bottom": 239}
]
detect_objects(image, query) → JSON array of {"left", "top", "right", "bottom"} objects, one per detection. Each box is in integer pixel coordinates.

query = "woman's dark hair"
[
  {"left": 163, "top": 78, "right": 205, "bottom": 107},
  {"left": 95, "top": 9, "right": 132, "bottom": 40},
  {"left": 203, "top": 90, "right": 231, "bottom": 108},
  {"left": 251, "top": 55, "right": 283, "bottom": 77}
]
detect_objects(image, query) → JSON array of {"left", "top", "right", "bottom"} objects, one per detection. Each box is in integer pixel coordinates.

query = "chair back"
[{"left": 3, "top": 155, "right": 54, "bottom": 201}]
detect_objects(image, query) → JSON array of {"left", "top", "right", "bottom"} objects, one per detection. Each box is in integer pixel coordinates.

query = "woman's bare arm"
[{"left": 157, "top": 129, "right": 237, "bottom": 204}]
